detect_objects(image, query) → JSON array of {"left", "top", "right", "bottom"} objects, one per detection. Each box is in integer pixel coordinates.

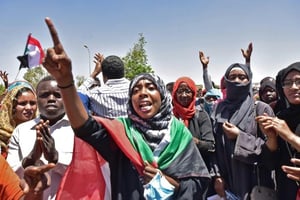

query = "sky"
[{"left": 1, "top": 0, "right": 300, "bottom": 86}]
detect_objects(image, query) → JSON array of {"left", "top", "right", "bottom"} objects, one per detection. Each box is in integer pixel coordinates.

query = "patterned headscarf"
[
  {"left": 171, "top": 77, "right": 196, "bottom": 127},
  {"left": 127, "top": 73, "right": 173, "bottom": 149},
  {"left": 0, "top": 83, "right": 37, "bottom": 157}
]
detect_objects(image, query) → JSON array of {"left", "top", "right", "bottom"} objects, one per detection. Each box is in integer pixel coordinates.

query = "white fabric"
[
  {"left": 79, "top": 77, "right": 130, "bottom": 118},
  {"left": 28, "top": 43, "right": 42, "bottom": 68},
  {"left": 7, "top": 115, "right": 74, "bottom": 200}
]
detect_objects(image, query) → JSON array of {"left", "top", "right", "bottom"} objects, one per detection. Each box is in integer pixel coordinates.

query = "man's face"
[{"left": 37, "top": 80, "right": 65, "bottom": 121}]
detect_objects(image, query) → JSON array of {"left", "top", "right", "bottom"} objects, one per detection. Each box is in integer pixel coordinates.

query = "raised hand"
[
  {"left": 241, "top": 42, "right": 253, "bottom": 63},
  {"left": 199, "top": 51, "right": 209, "bottom": 68},
  {"left": 91, "top": 53, "right": 104, "bottom": 78},
  {"left": 36, "top": 120, "right": 58, "bottom": 164},
  {"left": 43, "top": 17, "right": 73, "bottom": 86},
  {"left": 0, "top": 70, "right": 8, "bottom": 89},
  {"left": 42, "top": 17, "right": 89, "bottom": 130}
]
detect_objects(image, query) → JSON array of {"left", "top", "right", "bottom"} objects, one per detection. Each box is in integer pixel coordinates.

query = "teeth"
[
  {"left": 139, "top": 101, "right": 151, "bottom": 111},
  {"left": 140, "top": 105, "right": 151, "bottom": 112},
  {"left": 140, "top": 102, "right": 150, "bottom": 106}
]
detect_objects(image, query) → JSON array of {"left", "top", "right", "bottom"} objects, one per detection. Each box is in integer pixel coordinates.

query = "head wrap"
[
  {"left": 7, "top": 80, "right": 35, "bottom": 92},
  {"left": 258, "top": 77, "right": 276, "bottom": 102},
  {"left": 212, "top": 63, "right": 255, "bottom": 133},
  {"left": 275, "top": 62, "right": 300, "bottom": 134},
  {"left": 204, "top": 88, "right": 222, "bottom": 115},
  {"left": 171, "top": 77, "right": 196, "bottom": 126},
  {"left": 276, "top": 62, "right": 300, "bottom": 109},
  {"left": 0, "top": 83, "right": 37, "bottom": 157},
  {"left": 127, "top": 73, "right": 172, "bottom": 149}
]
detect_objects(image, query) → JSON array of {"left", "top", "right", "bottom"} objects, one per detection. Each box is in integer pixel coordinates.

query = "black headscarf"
[
  {"left": 212, "top": 63, "right": 255, "bottom": 133},
  {"left": 275, "top": 62, "right": 300, "bottom": 134},
  {"left": 259, "top": 77, "right": 276, "bottom": 101}
]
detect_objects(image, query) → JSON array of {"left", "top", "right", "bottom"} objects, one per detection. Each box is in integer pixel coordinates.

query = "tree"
[
  {"left": 0, "top": 84, "right": 5, "bottom": 95},
  {"left": 75, "top": 75, "right": 85, "bottom": 88},
  {"left": 122, "top": 33, "right": 154, "bottom": 80},
  {"left": 23, "top": 66, "right": 48, "bottom": 88}
]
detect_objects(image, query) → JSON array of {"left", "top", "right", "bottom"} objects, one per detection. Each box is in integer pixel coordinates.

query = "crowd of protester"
[{"left": 1, "top": 17, "right": 300, "bottom": 200}]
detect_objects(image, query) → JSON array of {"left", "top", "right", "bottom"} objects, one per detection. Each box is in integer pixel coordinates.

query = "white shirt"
[
  {"left": 7, "top": 115, "right": 74, "bottom": 200},
  {"left": 79, "top": 77, "right": 130, "bottom": 118}
]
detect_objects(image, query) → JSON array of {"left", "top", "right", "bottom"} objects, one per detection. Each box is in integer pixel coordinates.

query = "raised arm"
[
  {"left": 90, "top": 53, "right": 104, "bottom": 79},
  {"left": 199, "top": 51, "right": 213, "bottom": 90},
  {"left": 42, "top": 17, "right": 88, "bottom": 129},
  {"left": 0, "top": 70, "right": 8, "bottom": 89},
  {"left": 79, "top": 53, "right": 104, "bottom": 92},
  {"left": 241, "top": 42, "right": 253, "bottom": 66}
]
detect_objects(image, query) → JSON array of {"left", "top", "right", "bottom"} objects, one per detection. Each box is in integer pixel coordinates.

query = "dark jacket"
[{"left": 74, "top": 116, "right": 211, "bottom": 200}]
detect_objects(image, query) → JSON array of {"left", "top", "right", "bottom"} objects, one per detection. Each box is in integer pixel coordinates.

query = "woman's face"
[
  {"left": 14, "top": 90, "right": 37, "bottom": 125},
  {"left": 283, "top": 70, "right": 300, "bottom": 105},
  {"left": 131, "top": 78, "right": 161, "bottom": 119},
  {"left": 227, "top": 68, "right": 249, "bottom": 84},
  {"left": 175, "top": 82, "right": 193, "bottom": 107}
]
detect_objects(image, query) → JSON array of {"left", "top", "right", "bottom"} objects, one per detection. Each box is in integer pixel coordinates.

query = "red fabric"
[
  {"left": 220, "top": 76, "right": 227, "bottom": 100},
  {"left": 172, "top": 77, "right": 196, "bottom": 127},
  {"left": 297, "top": 188, "right": 300, "bottom": 200},
  {"left": 94, "top": 117, "right": 144, "bottom": 175},
  {"left": 56, "top": 117, "right": 144, "bottom": 200},
  {"left": 28, "top": 35, "right": 45, "bottom": 64},
  {"left": 55, "top": 137, "right": 107, "bottom": 200}
]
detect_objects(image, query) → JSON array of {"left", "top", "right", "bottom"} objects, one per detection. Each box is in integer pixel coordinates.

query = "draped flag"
[
  {"left": 56, "top": 137, "right": 110, "bottom": 200},
  {"left": 56, "top": 117, "right": 144, "bottom": 200},
  {"left": 17, "top": 34, "right": 44, "bottom": 69}
]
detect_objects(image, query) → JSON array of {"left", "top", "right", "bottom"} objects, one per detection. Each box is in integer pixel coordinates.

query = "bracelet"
[{"left": 57, "top": 80, "right": 75, "bottom": 89}]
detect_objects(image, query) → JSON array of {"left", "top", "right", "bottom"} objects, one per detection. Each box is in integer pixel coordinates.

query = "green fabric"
[{"left": 118, "top": 117, "right": 192, "bottom": 169}]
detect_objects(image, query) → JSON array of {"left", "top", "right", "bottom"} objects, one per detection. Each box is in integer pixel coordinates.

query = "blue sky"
[{"left": 1, "top": 0, "right": 300, "bottom": 86}]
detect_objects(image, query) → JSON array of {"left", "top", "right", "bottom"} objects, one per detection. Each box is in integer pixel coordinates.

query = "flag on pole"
[{"left": 17, "top": 34, "right": 45, "bottom": 69}]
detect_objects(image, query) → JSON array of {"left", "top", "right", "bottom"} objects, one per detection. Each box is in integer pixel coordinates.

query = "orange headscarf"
[{"left": 172, "top": 77, "right": 196, "bottom": 127}]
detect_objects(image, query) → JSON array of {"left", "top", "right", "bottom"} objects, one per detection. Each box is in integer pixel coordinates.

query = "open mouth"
[{"left": 139, "top": 101, "right": 152, "bottom": 112}]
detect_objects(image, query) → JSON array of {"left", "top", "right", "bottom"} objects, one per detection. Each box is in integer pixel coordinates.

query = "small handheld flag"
[{"left": 17, "top": 34, "right": 45, "bottom": 69}]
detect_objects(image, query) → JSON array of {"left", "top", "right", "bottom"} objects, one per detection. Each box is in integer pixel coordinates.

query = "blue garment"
[
  {"left": 203, "top": 88, "right": 222, "bottom": 115},
  {"left": 78, "top": 92, "right": 91, "bottom": 113}
]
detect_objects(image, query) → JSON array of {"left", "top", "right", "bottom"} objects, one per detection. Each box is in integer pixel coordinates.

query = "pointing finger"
[{"left": 45, "top": 17, "right": 62, "bottom": 54}]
